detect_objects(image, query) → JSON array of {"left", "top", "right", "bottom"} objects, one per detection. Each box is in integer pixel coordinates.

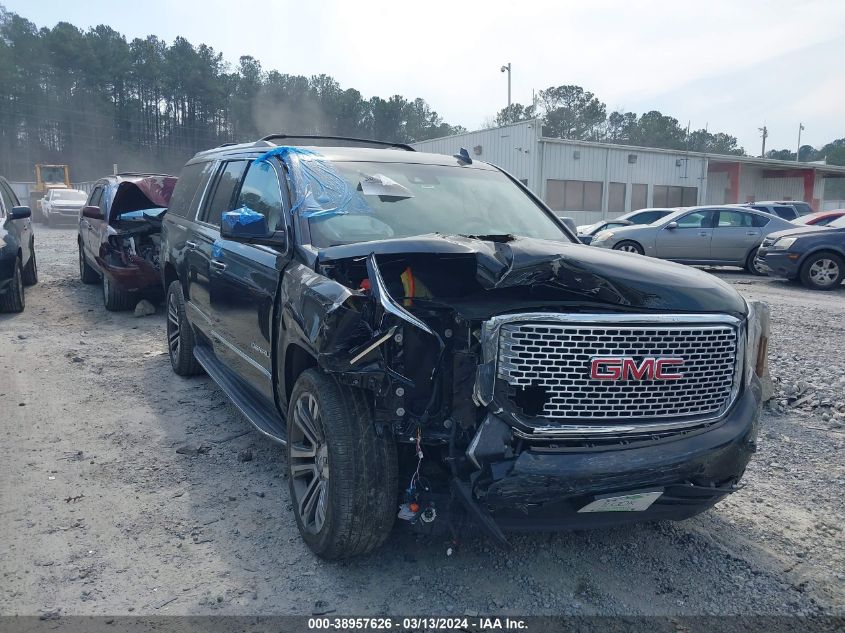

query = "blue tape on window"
[
  {"left": 212, "top": 239, "right": 223, "bottom": 259},
  {"left": 254, "top": 146, "right": 370, "bottom": 219}
]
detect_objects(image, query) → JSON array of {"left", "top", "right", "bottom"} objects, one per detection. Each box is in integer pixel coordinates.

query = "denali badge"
[{"left": 590, "top": 357, "right": 684, "bottom": 381}]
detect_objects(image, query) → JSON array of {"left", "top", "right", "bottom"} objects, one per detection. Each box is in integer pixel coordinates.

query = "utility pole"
[
  {"left": 759, "top": 125, "right": 768, "bottom": 157},
  {"left": 500, "top": 63, "right": 511, "bottom": 111},
  {"left": 796, "top": 123, "right": 804, "bottom": 161}
]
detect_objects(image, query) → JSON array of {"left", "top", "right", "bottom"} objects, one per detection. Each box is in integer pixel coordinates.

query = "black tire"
[
  {"left": 287, "top": 368, "right": 397, "bottom": 559},
  {"left": 166, "top": 280, "right": 203, "bottom": 376},
  {"left": 79, "top": 243, "right": 99, "bottom": 284},
  {"left": 0, "top": 257, "right": 25, "bottom": 313},
  {"left": 613, "top": 240, "right": 644, "bottom": 255},
  {"left": 745, "top": 248, "right": 767, "bottom": 276},
  {"left": 799, "top": 252, "right": 844, "bottom": 291},
  {"left": 21, "top": 246, "right": 38, "bottom": 286},
  {"left": 102, "top": 272, "right": 133, "bottom": 311}
]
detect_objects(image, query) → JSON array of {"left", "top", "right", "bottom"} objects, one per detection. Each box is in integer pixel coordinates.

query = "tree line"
[
  {"left": 0, "top": 7, "right": 463, "bottom": 181},
  {"left": 1, "top": 4, "right": 843, "bottom": 197}
]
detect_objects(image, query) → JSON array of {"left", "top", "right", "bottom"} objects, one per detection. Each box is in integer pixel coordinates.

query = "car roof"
[
  {"left": 189, "top": 141, "right": 496, "bottom": 169},
  {"left": 96, "top": 172, "right": 174, "bottom": 185}
]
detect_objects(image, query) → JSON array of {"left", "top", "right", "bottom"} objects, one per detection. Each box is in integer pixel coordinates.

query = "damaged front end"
[
  {"left": 287, "top": 231, "right": 767, "bottom": 544},
  {"left": 99, "top": 176, "right": 176, "bottom": 294}
]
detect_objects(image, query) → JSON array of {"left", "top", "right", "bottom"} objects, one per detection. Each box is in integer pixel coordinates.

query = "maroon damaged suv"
[{"left": 77, "top": 173, "right": 177, "bottom": 310}]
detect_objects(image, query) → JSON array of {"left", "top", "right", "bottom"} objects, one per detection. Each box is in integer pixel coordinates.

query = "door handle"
[
  {"left": 746, "top": 232, "right": 757, "bottom": 236},
  {"left": 210, "top": 260, "right": 227, "bottom": 271},
  {"left": 699, "top": 231, "right": 709, "bottom": 236},
  {"left": 185, "top": 241, "right": 197, "bottom": 249}
]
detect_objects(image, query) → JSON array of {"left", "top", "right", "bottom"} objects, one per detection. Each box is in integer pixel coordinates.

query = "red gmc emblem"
[{"left": 590, "top": 357, "right": 684, "bottom": 381}]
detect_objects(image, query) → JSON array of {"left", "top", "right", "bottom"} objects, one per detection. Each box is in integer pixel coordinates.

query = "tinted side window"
[
  {"left": 751, "top": 214, "right": 771, "bottom": 227},
  {"left": 200, "top": 161, "right": 248, "bottom": 227},
  {"left": 167, "top": 161, "right": 212, "bottom": 218},
  {"left": 774, "top": 206, "right": 797, "bottom": 219},
  {"left": 236, "top": 162, "right": 284, "bottom": 231},
  {"left": 88, "top": 186, "right": 104, "bottom": 208},
  {"left": 1, "top": 181, "right": 19, "bottom": 208},
  {"left": 633, "top": 210, "right": 665, "bottom": 224},
  {"left": 0, "top": 182, "right": 15, "bottom": 213}
]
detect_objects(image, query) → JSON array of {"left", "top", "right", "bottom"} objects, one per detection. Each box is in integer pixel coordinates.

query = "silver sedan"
[{"left": 590, "top": 206, "right": 797, "bottom": 275}]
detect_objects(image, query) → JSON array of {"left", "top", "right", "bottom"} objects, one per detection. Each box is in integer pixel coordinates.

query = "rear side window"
[
  {"left": 774, "top": 206, "right": 797, "bottom": 219},
  {"left": 167, "top": 161, "right": 213, "bottom": 218},
  {"left": 200, "top": 161, "right": 248, "bottom": 227},
  {"left": 751, "top": 214, "right": 771, "bottom": 227},
  {"left": 717, "top": 210, "right": 754, "bottom": 227}
]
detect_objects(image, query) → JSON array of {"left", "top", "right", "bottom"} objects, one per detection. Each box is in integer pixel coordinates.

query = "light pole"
[
  {"left": 796, "top": 123, "right": 804, "bottom": 162},
  {"left": 500, "top": 63, "right": 511, "bottom": 111}
]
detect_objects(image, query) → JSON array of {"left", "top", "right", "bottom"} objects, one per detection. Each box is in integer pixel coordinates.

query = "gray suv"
[{"left": 591, "top": 206, "right": 795, "bottom": 274}]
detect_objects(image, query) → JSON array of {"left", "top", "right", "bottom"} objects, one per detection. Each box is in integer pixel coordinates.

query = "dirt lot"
[{"left": 2, "top": 225, "right": 844, "bottom": 618}]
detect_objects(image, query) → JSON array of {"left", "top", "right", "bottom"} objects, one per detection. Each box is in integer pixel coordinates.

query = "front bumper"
[
  {"left": 472, "top": 378, "right": 762, "bottom": 531},
  {"left": 97, "top": 257, "right": 161, "bottom": 292},
  {"left": 760, "top": 249, "right": 801, "bottom": 279},
  {"left": 49, "top": 207, "right": 82, "bottom": 220}
]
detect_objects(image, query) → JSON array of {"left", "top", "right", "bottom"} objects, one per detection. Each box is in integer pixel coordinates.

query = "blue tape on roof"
[{"left": 254, "top": 146, "right": 370, "bottom": 219}]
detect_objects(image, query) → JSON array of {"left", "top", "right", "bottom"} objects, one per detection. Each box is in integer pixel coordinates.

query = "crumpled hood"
[
  {"left": 110, "top": 176, "right": 177, "bottom": 223},
  {"left": 318, "top": 233, "right": 748, "bottom": 316}
]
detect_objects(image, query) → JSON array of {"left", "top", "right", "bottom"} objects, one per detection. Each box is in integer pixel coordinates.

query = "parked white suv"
[{"left": 41, "top": 188, "right": 88, "bottom": 226}]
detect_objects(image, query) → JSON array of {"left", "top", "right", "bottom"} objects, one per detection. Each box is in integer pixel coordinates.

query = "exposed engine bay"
[{"left": 106, "top": 208, "right": 165, "bottom": 270}]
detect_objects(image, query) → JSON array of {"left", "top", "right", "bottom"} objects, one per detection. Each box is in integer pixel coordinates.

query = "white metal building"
[{"left": 412, "top": 120, "right": 845, "bottom": 224}]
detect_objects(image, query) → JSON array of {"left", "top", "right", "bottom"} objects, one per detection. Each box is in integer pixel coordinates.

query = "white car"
[{"left": 41, "top": 188, "right": 88, "bottom": 226}]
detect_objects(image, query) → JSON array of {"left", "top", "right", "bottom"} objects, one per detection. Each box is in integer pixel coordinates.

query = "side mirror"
[
  {"left": 10, "top": 206, "right": 31, "bottom": 220},
  {"left": 665, "top": 221, "right": 678, "bottom": 230},
  {"left": 82, "top": 205, "right": 103, "bottom": 220},
  {"left": 221, "top": 207, "right": 285, "bottom": 246}
]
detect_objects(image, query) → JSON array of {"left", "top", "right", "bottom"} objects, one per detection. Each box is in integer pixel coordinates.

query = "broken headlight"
[{"left": 744, "top": 300, "right": 770, "bottom": 385}]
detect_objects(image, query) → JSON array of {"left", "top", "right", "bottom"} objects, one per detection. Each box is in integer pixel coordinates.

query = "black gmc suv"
[{"left": 161, "top": 135, "right": 770, "bottom": 559}]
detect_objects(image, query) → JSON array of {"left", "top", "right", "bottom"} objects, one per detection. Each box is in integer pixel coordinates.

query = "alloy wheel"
[
  {"left": 809, "top": 258, "right": 840, "bottom": 287},
  {"left": 289, "top": 392, "right": 329, "bottom": 535},
  {"left": 167, "top": 292, "right": 181, "bottom": 358},
  {"left": 619, "top": 244, "right": 640, "bottom": 253}
]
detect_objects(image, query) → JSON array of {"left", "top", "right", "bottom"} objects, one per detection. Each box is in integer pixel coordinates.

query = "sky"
[{"left": 5, "top": 0, "right": 845, "bottom": 153}]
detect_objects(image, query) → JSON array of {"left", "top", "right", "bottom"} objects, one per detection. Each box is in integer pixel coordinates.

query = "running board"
[{"left": 193, "top": 345, "right": 287, "bottom": 445}]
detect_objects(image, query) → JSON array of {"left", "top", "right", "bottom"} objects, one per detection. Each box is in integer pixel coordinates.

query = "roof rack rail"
[
  {"left": 259, "top": 134, "right": 415, "bottom": 152},
  {"left": 115, "top": 171, "right": 173, "bottom": 177}
]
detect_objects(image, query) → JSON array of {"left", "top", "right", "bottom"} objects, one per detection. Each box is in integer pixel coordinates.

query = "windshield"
[
  {"left": 305, "top": 161, "right": 569, "bottom": 248},
  {"left": 829, "top": 216, "right": 845, "bottom": 229},
  {"left": 53, "top": 190, "right": 87, "bottom": 202},
  {"left": 41, "top": 166, "right": 66, "bottom": 184}
]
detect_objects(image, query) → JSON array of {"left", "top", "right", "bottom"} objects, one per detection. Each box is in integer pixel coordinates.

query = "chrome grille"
[{"left": 497, "top": 319, "right": 738, "bottom": 421}]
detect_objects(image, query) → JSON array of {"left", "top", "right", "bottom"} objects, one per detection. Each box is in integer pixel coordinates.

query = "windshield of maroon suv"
[{"left": 306, "top": 161, "right": 569, "bottom": 248}]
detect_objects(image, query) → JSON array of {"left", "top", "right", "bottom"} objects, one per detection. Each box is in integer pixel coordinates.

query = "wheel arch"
[{"left": 283, "top": 342, "right": 318, "bottom": 406}]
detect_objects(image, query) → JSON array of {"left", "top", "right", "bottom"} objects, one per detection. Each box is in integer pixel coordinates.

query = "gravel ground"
[{"left": 1, "top": 226, "right": 843, "bottom": 618}]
